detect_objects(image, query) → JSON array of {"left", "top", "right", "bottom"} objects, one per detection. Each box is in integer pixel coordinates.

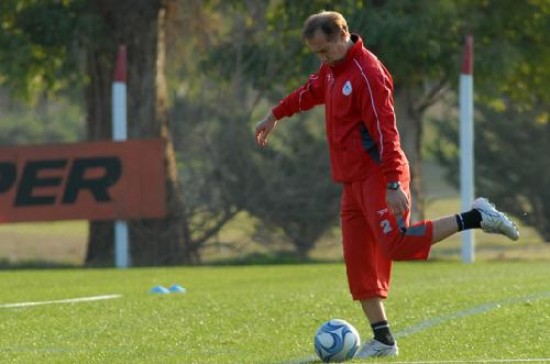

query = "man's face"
[{"left": 307, "top": 29, "right": 349, "bottom": 65}]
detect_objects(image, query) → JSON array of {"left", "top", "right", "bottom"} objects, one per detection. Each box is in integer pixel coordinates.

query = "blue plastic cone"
[
  {"left": 168, "top": 284, "right": 187, "bottom": 294},
  {"left": 150, "top": 285, "right": 170, "bottom": 294}
]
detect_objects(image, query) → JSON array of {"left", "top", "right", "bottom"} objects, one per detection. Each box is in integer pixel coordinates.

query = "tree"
[
  {"left": 79, "top": 0, "right": 198, "bottom": 265},
  {"left": 194, "top": 0, "right": 550, "bottom": 257},
  {"left": 166, "top": 1, "right": 269, "bottom": 260},
  {"left": 223, "top": 0, "right": 468, "bottom": 221},
  {"left": 194, "top": 1, "right": 342, "bottom": 259},
  {"left": 433, "top": 101, "right": 550, "bottom": 241},
  {"left": 2, "top": 0, "right": 547, "bottom": 263},
  {"left": 0, "top": 0, "right": 195, "bottom": 265},
  {"left": 0, "top": 0, "right": 87, "bottom": 102},
  {"left": 246, "top": 116, "right": 341, "bottom": 261},
  {"left": 431, "top": 0, "right": 550, "bottom": 241},
  {"left": 237, "top": 0, "right": 549, "bottom": 227}
]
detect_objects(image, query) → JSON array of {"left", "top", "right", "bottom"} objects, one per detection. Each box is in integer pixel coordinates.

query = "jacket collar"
[{"left": 329, "top": 33, "right": 363, "bottom": 76}]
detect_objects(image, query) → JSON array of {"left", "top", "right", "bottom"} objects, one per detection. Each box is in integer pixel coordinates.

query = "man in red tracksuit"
[{"left": 254, "top": 10, "right": 519, "bottom": 358}]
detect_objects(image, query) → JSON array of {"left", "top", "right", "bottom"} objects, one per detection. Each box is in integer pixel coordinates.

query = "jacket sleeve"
[
  {"left": 357, "top": 62, "right": 408, "bottom": 183},
  {"left": 271, "top": 66, "right": 326, "bottom": 120}
]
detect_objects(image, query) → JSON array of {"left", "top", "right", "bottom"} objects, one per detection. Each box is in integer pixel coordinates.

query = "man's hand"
[
  {"left": 255, "top": 112, "right": 277, "bottom": 147},
  {"left": 386, "top": 187, "right": 409, "bottom": 216}
]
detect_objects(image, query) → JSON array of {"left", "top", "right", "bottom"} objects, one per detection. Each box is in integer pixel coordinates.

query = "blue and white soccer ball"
[{"left": 314, "top": 319, "right": 361, "bottom": 362}]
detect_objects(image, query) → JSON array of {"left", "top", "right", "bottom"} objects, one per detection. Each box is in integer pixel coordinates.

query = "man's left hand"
[{"left": 386, "top": 187, "right": 409, "bottom": 216}]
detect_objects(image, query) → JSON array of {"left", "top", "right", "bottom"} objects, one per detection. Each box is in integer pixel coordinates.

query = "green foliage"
[
  {"left": 2, "top": 0, "right": 549, "bottom": 261},
  {"left": 245, "top": 115, "right": 341, "bottom": 260},
  {"left": 350, "top": 1, "right": 463, "bottom": 86},
  {"left": 0, "top": 0, "right": 100, "bottom": 102},
  {"left": 430, "top": 0, "right": 550, "bottom": 241},
  {"left": 459, "top": 0, "right": 550, "bottom": 108},
  {"left": 431, "top": 101, "right": 550, "bottom": 241},
  {"left": 185, "top": 0, "right": 550, "bottom": 256},
  {"left": 0, "top": 262, "right": 548, "bottom": 362},
  {"left": 171, "top": 2, "right": 342, "bottom": 260},
  {"left": 0, "top": 97, "right": 84, "bottom": 145},
  {"left": 258, "top": 0, "right": 465, "bottom": 89}
]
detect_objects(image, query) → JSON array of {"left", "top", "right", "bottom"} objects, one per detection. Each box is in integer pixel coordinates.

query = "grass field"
[
  {"left": 0, "top": 262, "right": 549, "bottom": 363},
  {"left": 0, "top": 164, "right": 548, "bottom": 363}
]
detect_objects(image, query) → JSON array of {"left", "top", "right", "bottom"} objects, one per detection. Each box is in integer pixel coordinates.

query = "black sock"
[
  {"left": 455, "top": 209, "right": 482, "bottom": 231},
  {"left": 371, "top": 320, "right": 395, "bottom": 346}
]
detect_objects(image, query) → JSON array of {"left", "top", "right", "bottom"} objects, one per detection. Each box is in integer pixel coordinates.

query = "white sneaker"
[
  {"left": 354, "top": 339, "right": 398, "bottom": 358},
  {"left": 472, "top": 197, "right": 519, "bottom": 241}
]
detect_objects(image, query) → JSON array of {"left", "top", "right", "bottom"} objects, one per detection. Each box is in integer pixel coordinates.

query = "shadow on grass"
[
  {"left": 0, "top": 252, "right": 342, "bottom": 270},
  {"left": 0, "top": 259, "right": 77, "bottom": 270},
  {"left": 205, "top": 251, "right": 342, "bottom": 266}
]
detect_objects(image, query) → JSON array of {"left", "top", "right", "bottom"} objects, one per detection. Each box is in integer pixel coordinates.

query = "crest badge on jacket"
[{"left": 342, "top": 80, "right": 352, "bottom": 96}]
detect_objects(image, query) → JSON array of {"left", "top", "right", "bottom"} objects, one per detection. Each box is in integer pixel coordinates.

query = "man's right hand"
[{"left": 254, "top": 112, "right": 277, "bottom": 147}]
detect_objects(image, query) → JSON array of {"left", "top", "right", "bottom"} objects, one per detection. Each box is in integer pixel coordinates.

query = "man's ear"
[{"left": 341, "top": 30, "right": 350, "bottom": 42}]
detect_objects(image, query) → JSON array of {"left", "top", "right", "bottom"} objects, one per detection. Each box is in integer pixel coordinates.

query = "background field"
[
  {"left": 0, "top": 262, "right": 548, "bottom": 363},
  {"left": 1, "top": 162, "right": 548, "bottom": 267}
]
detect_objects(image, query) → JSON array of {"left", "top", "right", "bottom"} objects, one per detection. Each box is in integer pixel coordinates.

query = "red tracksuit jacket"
[{"left": 271, "top": 34, "right": 408, "bottom": 184}]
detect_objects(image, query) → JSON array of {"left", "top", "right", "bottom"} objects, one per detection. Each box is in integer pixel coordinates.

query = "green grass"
[{"left": 0, "top": 262, "right": 549, "bottom": 363}]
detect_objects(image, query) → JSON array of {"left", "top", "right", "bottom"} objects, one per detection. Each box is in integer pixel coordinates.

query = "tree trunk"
[
  {"left": 394, "top": 87, "right": 424, "bottom": 222},
  {"left": 84, "top": 0, "right": 193, "bottom": 266},
  {"left": 84, "top": 30, "right": 115, "bottom": 265}
]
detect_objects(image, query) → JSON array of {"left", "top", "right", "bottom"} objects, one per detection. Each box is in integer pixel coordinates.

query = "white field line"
[
  {"left": 388, "top": 359, "right": 550, "bottom": 363},
  {"left": 284, "top": 291, "right": 550, "bottom": 364},
  {"left": 0, "top": 294, "right": 122, "bottom": 309},
  {"left": 395, "top": 290, "right": 550, "bottom": 339}
]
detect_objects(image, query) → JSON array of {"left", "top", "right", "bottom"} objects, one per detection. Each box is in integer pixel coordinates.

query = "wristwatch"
[{"left": 387, "top": 181, "right": 401, "bottom": 190}]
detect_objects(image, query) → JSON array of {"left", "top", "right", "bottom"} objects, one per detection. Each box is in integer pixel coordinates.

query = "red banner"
[{"left": 0, "top": 139, "right": 166, "bottom": 223}]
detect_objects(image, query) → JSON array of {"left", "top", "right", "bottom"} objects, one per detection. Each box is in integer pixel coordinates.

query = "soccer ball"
[{"left": 314, "top": 319, "right": 361, "bottom": 362}]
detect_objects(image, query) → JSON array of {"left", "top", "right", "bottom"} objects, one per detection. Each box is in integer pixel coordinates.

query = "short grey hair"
[{"left": 302, "top": 11, "right": 349, "bottom": 41}]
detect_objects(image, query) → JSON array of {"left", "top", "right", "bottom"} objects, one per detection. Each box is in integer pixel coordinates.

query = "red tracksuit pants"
[{"left": 340, "top": 168, "right": 433, "bottom": 300}]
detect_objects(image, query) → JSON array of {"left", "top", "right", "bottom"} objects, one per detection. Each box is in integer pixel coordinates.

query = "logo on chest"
[{"left": 342, "top": 80, "right": 352, "bottom": 96}]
